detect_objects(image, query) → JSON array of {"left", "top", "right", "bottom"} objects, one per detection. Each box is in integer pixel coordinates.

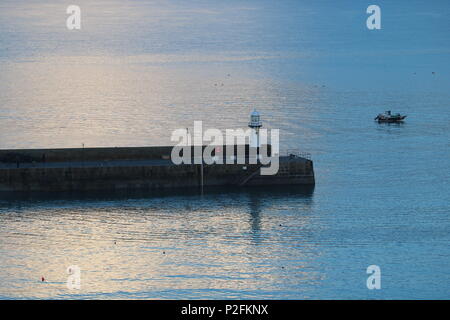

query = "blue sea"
[{"left": 0, "top": 0, "right": 449, "bottom": 299}]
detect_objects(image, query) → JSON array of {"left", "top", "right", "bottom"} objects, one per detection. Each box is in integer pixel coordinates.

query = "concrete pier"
[{"left": 0, "top": 146, "right": 314, "bottom": 193}]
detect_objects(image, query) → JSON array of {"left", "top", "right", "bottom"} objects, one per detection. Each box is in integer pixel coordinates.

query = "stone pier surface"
[{"left": 0, "top": 146, "right": 314, "bottom": 193}]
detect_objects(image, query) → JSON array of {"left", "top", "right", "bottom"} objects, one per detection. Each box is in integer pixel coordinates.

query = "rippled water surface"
[{"left": 0, "top": 0, "right": 449, "bottom": 299}]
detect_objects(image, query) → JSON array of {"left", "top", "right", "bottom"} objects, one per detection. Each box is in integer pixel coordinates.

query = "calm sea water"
[{"left": 0, "top": 0, "right": 449, "bottom": 299}]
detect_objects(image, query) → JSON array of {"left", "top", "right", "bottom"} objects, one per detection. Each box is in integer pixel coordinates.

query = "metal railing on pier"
[{"left": 286, "top": 149, "right": 311, "bottom": 160}]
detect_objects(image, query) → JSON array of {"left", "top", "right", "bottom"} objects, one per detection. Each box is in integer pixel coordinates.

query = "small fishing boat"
[{"left": 374, "top": 110, "right": 407, "bottom": 122}]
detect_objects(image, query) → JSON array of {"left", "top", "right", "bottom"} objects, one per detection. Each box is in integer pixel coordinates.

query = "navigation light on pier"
[{"left": 248, "top": 109, "right": 262, "bottom": 149}]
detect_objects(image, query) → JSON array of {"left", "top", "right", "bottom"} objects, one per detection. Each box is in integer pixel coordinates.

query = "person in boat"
[{"left": 374, "top": 110, "right": 406, "bottom": 122}]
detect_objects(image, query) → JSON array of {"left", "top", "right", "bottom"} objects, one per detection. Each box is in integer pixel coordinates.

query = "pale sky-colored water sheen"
[{"left": 0, "top": 0, "right": 449, "bottom": 299}]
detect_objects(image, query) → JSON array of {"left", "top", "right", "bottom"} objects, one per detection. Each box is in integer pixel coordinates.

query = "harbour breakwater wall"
[
  {"left": 0, "top": 145, "right": 271, "bottom": 163},
  {"left": 0, "top": 146, "right": 177, "bottom": 163},
  {"left": 0, "top": 145, "right": 314, "bottom": 193}
]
